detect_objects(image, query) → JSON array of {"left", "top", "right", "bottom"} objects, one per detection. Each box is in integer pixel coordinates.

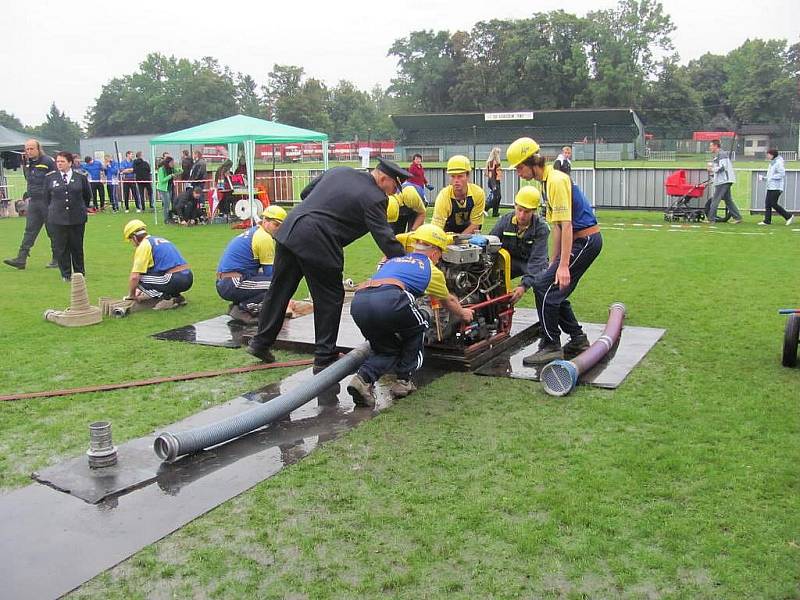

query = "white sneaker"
[
  {"left": 757, "top": 221, "right": 768, "bottom": 225},
  {"left": 124, "top": 209, "right": 129, "bottom": 213},
  {"left": 787, "top": 215, "right": 794, "bottom": 226}
]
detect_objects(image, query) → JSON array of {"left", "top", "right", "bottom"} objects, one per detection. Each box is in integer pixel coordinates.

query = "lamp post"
[
  {"left": 367, "top": 127, "right": 372, "bottom": 161},
  {"left": 472, "top": 125, "right": 477, "bottom": 182}
]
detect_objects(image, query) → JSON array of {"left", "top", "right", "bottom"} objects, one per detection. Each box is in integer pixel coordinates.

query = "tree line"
[{"left": 2, "top": 0, "right": 798, "bottom": 149}]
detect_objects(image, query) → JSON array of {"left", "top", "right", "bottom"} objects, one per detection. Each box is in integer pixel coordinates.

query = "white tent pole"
[
  {"left": 323, "top": 140, "right": 329, "bottom": 171},
  {"left": 150, "top": 144, "right": 158, "bottom": 225},
  {"left": 246, "top": 140, "right": 256, "bottom": 222}
]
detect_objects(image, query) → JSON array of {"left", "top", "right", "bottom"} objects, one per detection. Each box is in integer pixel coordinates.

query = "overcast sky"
[{"left": 1, "top": 0, "right": 797, "bottom": 128}]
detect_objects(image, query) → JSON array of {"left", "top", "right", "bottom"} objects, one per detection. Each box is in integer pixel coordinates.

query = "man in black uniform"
[
  {"left": 246, "top": 158, "right": 410, "bottom": 370},
  {"left": 4, "top": 139, "right": 58, "bottom": 270},
  {"left": 133, "top": 151, "right": 153, "bottom": 209}
]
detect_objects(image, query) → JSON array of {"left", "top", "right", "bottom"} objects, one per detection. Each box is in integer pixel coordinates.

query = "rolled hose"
[
  {"left": 154, "top": 342, "right": 372, "bottom": 462},
  {"left": 540, "top": 302, "right": 626, "bottom": 397}
]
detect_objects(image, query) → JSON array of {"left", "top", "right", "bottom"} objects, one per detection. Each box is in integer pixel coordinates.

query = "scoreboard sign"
[{"left": 484, "top": 112, "right": 534, "bottom": 121}]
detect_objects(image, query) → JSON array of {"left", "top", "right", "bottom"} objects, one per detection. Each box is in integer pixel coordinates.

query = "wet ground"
[
  {"left": 475, "top": 323, "right": 665, "bottom": 389},
  {"left": 1, "top": 365, "right": 445, "bottom": 600}
]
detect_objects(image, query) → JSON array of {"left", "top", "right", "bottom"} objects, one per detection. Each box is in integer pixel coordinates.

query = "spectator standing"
[
  {"left": 104, "top": 154, "right": 120, "bottom": 212},
  {"left": 758, "top": 149, "right": 793, "bottom": 226},
  {"left": 553, "top": 146, "right": 572, "bottom": 175},
  {"left": 180, "top": 149, "right": 193, "bottom": 184},
  {"left": 156, "top": 156, "right": 177, "bottom": 223},
  {"left": 706, "top": 139, "right": 742, "bottom": 224},
  {"left": 82, "top": 156, "right": 105, "bottom": 211},
  {"left": 3, "top": 139, "right": 58, "bottom": 270},
  {"left": 486, "top": 147, "right": 502, "bottom": 217},
  {"left": 214, "top": 159, "right": 234, "bottom": 217},
  {"left": 188, "top": 150, "right": 207, "bottom": 189},
  {"left": 406, "top": 153, "right": 430, "bottom": 202},
  {"left": 133, "top": 151, "right": 153, "bottom": 209},
  {"left": 44, "top": 151, "right": 90, "bottom": 281},
  {"left": 119, "top": 150, "right": 142, "bottom": 213}
]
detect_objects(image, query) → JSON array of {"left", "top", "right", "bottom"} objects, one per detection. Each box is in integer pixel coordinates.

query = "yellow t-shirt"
[
  {"left": 431, "top": 182, "right": 485, "bottom": 231},
  {"left": 252, "top": 227, "right": 275, "bottom": 266},
  {"left": 398, "top": 187, "right": 426, "bottom": 214},
  {"left": 542, "top": 165, "right": 572, "bottom": 224},
  {"left": 425, "top": 260, "right": 449, "bottom": 299},
  {"left": 131, "top": 239, "right": 154, "bottom": 274}
]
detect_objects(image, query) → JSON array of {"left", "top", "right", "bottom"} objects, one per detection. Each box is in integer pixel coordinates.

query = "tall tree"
[
  {"left": 87, "top": 53, "right": 239, "bottom": 135},
  {"left": 0, "top": 110, "right": 26, "bottom": 132},
  {"left": 264, "top": 64, "right": 304, "bottom": 121},
  {"left": 684, "top": 53, "right": 731, "bottom": 122},
  {"left": 640, "top": 57, "right": 705, "bottom": 136},
  {"left": 388, "top": 30, "right": 468, "bottom": 112},
  {"left": 234, "top": 74, "right": 263, "bottom": 117},
  {"left": 30, "top": 103, "right": 82, "bottom": 152},
  {"left": 723, "top": 39, "right": 795, "bottom": 124},
  {"left": 585, "top": 0, "right": 675, "bottom": 107}
]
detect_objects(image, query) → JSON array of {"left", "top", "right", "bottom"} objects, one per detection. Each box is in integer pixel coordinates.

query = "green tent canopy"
[{"left": 149, "top": 115, "right": 329, "bottom": 223}]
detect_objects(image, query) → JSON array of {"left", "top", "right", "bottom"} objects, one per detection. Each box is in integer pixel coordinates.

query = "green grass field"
[{"left": 1, "top": 205, "right": 798, "bottom": 598}]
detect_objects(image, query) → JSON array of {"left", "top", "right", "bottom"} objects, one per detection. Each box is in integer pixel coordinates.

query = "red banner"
[{"left": 692, "top": 131, "right": 735, "bottom": 141}]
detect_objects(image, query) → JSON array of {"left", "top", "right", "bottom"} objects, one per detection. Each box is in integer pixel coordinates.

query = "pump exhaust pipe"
[
  {"left": 154, "top": 342, "right": 372, "bottom": 462},
  {"left": 540, "top": 302, "right": 626, "bottom": 397}
]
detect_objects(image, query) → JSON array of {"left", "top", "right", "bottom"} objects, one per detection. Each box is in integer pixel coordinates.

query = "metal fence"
[{"left": 749, "top": 169, "right": 800, "bottom": 212}]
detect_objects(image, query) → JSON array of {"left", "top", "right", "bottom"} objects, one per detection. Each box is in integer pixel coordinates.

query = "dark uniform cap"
[{"left": 376, "top": 158, "right": 413, "bottom": 188}]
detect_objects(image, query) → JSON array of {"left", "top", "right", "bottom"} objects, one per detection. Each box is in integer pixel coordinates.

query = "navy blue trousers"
[
  {"left": 138, "top": 269, "right": 193, "bottom": 299},
  {"left": 216, "top": 275, "right": 271, "bottom": 309},
  {"left": 350, "top": 286, "right": 429, "bottom": 383},
  {"left": 533, "top": 232, "right": 602, "bottom": 346}
]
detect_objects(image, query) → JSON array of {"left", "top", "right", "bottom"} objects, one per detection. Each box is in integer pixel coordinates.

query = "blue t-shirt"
[
  {"left": 217, "top": 226, "right": 274, "bottom": 277},
  {"left": 570, "top": 182, "right": 597, "bottom": 231},
  {"left": 147, "top": 237, "right": 186, "bottom": 274},
  {"left": 83, "top": 161, "right": 104, "bottom": 182},
  {"left": 373, "top": 252, "right": 449, "bottom": 299},
  {"left": 120, "top": 160, "right": 135, "bottom": 180}
]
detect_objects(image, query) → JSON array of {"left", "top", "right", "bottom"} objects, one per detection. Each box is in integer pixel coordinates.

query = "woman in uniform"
[{"left": 44, "top": 151, "right": 90, "bottom": 281}]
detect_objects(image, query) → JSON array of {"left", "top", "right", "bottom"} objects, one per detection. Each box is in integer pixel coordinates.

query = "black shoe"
[
  {"left": 46, "top": 260, "right": 59, "bottom": 268},
  {"left": 3, "top": 257, "right": 26, "bottom": 270},
  {"left": 245, "top": 343, "right": 275, "bottom": 363},
  {"left": 522, "top": 343, "right": 564, "bottom": 366},
  {"left": 312, "top": 357, "right": 338, "bottom": 374},
  {"left": 563, "top": 333, "right": 590, "bottom": 356}
]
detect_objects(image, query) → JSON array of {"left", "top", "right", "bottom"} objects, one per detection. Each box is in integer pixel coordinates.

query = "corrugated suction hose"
[{"left": 154, "top": 342, "right": 372, "bottom": 462}]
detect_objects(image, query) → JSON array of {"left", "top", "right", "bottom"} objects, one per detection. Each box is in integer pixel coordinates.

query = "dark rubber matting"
[
  {"left": 474, "top": 323, "right": 665, "bottom": 389},
  {"left": 4, "top": 365, "right": 443, "bottom": 599}
]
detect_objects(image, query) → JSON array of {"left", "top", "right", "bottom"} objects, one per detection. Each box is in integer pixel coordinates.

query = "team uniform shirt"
[
  {"left": 217, "top": 225, "right": 276, "bottom": 277},
  {"left": 120, "top": 159, "right": 135, "bottom": 181},
  {"left": 131, "top": 236, "right": 187, "bottom": 275},
  {"left": 432, "top": 182, "right": 485, "bottom": 233},
  {"left": 82, "top": 160, "right": 104, "bottom": 182},
  {"left": 373, "top": 252, "right": 449, "bottom": 299},
  {"left": 392, "top": 184, "right": 427, "bottom": 219},
  {"left": 540, "top": 165, "right": 597, "bottom": 231},
  {"left": 25, "top": 154, "right": 56, "bottom": 200},
  {"left": 105, "top": 161, "right": 121, "bottom": 183}
]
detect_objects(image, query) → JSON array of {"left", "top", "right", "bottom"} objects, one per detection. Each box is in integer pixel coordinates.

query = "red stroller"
[{"left": 663, "top": 170, "right": 710, "bottom": 222}]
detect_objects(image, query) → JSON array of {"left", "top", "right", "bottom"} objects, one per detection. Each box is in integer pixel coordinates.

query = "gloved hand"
[{"left": 426, "top": 184, "right": 434, "bottom": 191}]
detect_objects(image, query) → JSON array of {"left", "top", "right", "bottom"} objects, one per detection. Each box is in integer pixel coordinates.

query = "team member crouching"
[
  {"left": 506, "top": 137, "right": 602, "bottom": 364},
  {"left": 216, "top": 205, "right": 287, "bottom": 323},
  {"left": 123, "top": 219, "right": 193, "bottom": 310},
  {"left": 490, "top": 185, "right": 550, "bottom": 303},
  {"left": 347, "top": 224, "right": 474, "bottom": 407}
]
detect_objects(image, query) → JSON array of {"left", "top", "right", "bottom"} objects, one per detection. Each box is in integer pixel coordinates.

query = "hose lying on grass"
[{"left": 0, "top": 358, "right": 314, "bottom": 402}]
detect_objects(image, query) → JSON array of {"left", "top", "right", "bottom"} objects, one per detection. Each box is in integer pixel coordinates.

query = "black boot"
[{"left": 3, "top": 253, "right": 27, "bottom": 270}]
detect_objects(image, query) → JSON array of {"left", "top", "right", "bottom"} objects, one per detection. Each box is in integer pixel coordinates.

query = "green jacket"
[{"left": 156, "top": 166, "right": 175, "bottom": 192}]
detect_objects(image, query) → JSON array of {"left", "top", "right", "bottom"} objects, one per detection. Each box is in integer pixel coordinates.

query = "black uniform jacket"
[
  {"left": 489, "top": 212, "right": 549, "bottom": 287},
  {"left": 25, "top": 154, "right": 56, "bottom": 201},
  {"left": 44, "top": 170, "right": 90, "bottom": 226},
  {"left": 275, "top": 167, "right": 405, "bottom": 271}
]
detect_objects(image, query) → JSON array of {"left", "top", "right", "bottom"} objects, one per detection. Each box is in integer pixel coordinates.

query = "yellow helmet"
[
  {"left": 123, "top": 219, "right": 147, "bottom": 241},
  {"left": 411, "top": 223, "right": 451, "bottom": 251},
  {"left": 261, "top": 205, "right": 287, "bottom": 222},
  {"left": 506, "top": 137, "right": 540, "bottom": 167},
  {"left": 400, "top": 185, "right": 422, "bottom": 206},
  {"left": 515, "top": 186, "right": 541, "bottom": 210},
  {"left": 446, "top": 155, "right": 471, "bottom": 174},
  {"left": 386, "top": 195, "right": 400, "bottom": 223}
]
